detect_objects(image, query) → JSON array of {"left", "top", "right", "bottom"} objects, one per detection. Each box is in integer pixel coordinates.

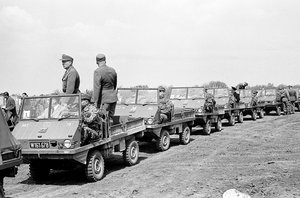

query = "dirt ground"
[{"left": 4, "top": 112, "right": 300, "bottom": 198}]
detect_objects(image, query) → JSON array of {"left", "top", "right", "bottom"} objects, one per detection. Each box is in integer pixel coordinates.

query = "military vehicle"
[
  {"left": 115, "top": 88, "right": 195, "bottom": 151},
  {"left": 169, "top": 87, "right": 224, "bottom": 135},
  {"left": 208, "top": 88, "right": 246, "bottom": 126},
  {"left": 239, "top": 89, "right": 265, "bottom": 120},
  {"left": 260, "top": 88, "right": 282, "bottom": 116},
  {"left": 12, "top": 94, "right": 145, "bottom": 182},
  {"left": 0, "top": 109, "right": 22, "bottom": 197}
]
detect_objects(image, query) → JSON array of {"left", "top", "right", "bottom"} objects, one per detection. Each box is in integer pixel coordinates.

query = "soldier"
[
  {"left": 287, "top": 85, "right": 297, "bottom": 113},
  {"left": 93, "top": 54, "right": 118, "bottom": 119},
  {"left": 251, "top": 90, "right": 258, "bottom": 106},
  {"left": 158, "top": 86, "right": 173, "bottom": 124},
  {"left": 81, "top": 94, "right": 103, "bottom": 145},
  {"left": 204, "top": 88, "right": 216, "bottom": 113},
  {"left": 229, "top": 87, "right": 240, "bottom": 108},
  {"left": 60, "top": 54, "right": 80, "bottom": 94},
  {"left": 2, "top": 92, "right": 18, "bottom": 130},
  {"left": 236, "top": 82, "right": 248, "bottom": 90},
  {"left": 279, "top": 87, "right": 291, "bottom": 115}
]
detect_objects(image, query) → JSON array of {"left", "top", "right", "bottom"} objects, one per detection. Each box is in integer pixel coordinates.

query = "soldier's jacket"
[
  {"left": 251, "top": 95, "right": 258, "bottom": 106},
  {"left": 280, "top": 89, "right": 290, "bottom": 102},
  {"left": 93, "top": 65, "right": 118, "bottom": 108},
  {"left": 288, "top": 89, "right": 297, "bottom": 102},
  {"left": 82, "top": 104, "right": 102, "bottom": 125},
  {"left": 158, "top": 98, "right": 173, "bottom": 114},
  {"left": 205, "top": 93, "right": 215, "bottom": 104},
  {"left": 62, "top": 66, "right": 80, "bottom": 94},
  {"left": 229, "top": 92, "right": 240, "bottom": 104}
]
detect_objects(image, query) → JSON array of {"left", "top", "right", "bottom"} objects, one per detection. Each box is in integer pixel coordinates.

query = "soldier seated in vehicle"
[
  {"left": 204, "top": 88, "right": 216, "bottom": 113},
  {"left": 251, "top": 90, "right": 259, "bottom": 106},
  {"left": 81, "top": 94, "right": 104, "bottom": 145},
  {"left": 158, "top": 86, "right": 173, "bottom": 124}
]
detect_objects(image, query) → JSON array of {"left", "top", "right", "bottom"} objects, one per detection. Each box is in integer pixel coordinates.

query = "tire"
[
  {"left": 251, "top": 110, "right": 257, "bottom": 121},
  {"left": 258, "top": 110, "right": 264, "bottom": 119},
  {"left": 29, "top": 161, "right": 50, "bottom": 181},
  {"left": 238, "top": 111, "right": 244, "bottom": 123},
  {"left": 156, "top": 130, "right": 170, "bottom": 151},
  {"left": 180, "top": 125, "right": 191, "bottom": 145},
  {"left": 228, "top": 114, "right": 235, "bottom": 126},
  {"left": 215, "top": 117, "right": 222, "bottom": 132},
  {"left": 203, "top": 120, "right": 212, "bottom": 135},
  {"left": 123, "top": 140, "right": 139, "bottom": 166},
  {"left": 276, "top": 106, "right": 281, "bottom": 116},
  {"left": 85, "top": 150, "right": 105, "bottom": 182}
]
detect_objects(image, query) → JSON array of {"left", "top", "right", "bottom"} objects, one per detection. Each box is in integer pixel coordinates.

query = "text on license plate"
[{"left": 29, "top": 142, "right": 50, "bottom": 149}]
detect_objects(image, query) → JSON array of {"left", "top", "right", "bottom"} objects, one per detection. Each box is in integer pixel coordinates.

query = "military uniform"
[
  {"left": 288, "top": 86, "right": 297, "bottom": 113},
  {"left": 93, "top": 54, "right": 118, "bottom": 118},
  {"left": 81, "top": 98, "right": 103, "bottom": 145},
  {"left": 204, "top": 91, "right": 216, "bottom": 113},
  {"left": 229, "top": 87, "right": 240, "bottom": 107},
  {"left": 251, "top": 90, "right": 258, "bottom": 106},
  {"left": 280, "top": 88, "right": 291, "bottom": 114},
  {"left": 158, "top": 86, "right": 173, "bottom": 123},
  {"left": 61, "top": 54, "right": 80, "bottom": 94},
  {"left": 3, "top": 92, "right": 18, "bottom": 130}
]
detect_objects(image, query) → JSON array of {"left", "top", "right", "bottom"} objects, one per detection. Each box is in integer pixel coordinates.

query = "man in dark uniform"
[
  {"left": 61, "top": 54, "right": 80, "bottom": 94},
  {"left": 287, "top": 85, "right": 297, "bottom": 113},
  {"left": 2, "top": 92, "right": 18, "bottom": 130},
  {"left": 93, "top": 54, "right": 118, "bottom": 119},
  {"left": 229, "top": 87, "right": 240, "bottom": 108},
  {"left": 158, "top": 86, "right": 173, "bottom": 123}
]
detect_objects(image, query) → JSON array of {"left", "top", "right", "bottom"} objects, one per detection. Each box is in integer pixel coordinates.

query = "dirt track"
[{"left": 4, "top": 112, "right": 300, "bottom": 198}]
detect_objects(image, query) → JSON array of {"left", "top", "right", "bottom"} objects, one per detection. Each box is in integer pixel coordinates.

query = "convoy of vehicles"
[
  {"left": 169, "top": 87, "right": 225, "bottom": 135},
  {"left": 115, "top": 88, "right": 195, "bottom": 151},
  {"left": 12, "top": 94, "right": 145, "bottom": 182}
]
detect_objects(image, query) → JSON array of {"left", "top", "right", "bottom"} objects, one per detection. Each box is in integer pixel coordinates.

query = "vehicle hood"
[{"left": 115, "top": 104, "right": 158, "bottom": 118}]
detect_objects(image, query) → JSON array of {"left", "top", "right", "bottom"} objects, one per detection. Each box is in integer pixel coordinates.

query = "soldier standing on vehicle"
[
  {"left": 61, "top": 54, "right": 80, "bottom": 94},
  {"left": 204, "top": 88, "right": 216, "bottom": 113},
  {"left": 287, "top": 85, "right": 297, "bottom": 113},
  {"left": 93, "top": 54, "right": 118, "bottom": 119},
  {"left": 2, "top": 92, "right": 18, "bottom": 130},
  {"left": 81, "top": 94, "right": 102, "bottom": 145},
  {"left": 230, "top": 87, "right": 240, "bottom": 108},
  {"left": 158, "top": 86, "right": 173, "bottom": 124}
]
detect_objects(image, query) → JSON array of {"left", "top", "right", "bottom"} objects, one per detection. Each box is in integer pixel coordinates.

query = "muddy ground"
[{"left": 4, "top": 112, "right": 300, "bottom": 198}]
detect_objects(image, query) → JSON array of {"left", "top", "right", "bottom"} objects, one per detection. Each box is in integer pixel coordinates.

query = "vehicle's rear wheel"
[
  {"left": 215, "top": 117, "right": 222, "bottom": 132},
  {"left": 85, "top": 150, "right": 105, "bottom": 182},
  {"left": 203, "top": 120, "right": 211, "bottom": 135},
  {"left": 180, "top": 125, "right": 191, "bottom": 145},
  {"left": 228, "top": 114, "right": 235, "bottom": 126},
  {"left": 276, "top": 106, "right": 281, "bottom": 116},
  {"left": 156, "top": 130, "right": 170, "bottom": 151},
  {"left": 29, "top": 161, "right": 50, "bottom": 181},
  {"left": 258, "top": 110, "right": 264, "bottom": 118},
  {"left": 238, "top": 111, "right": 244, "bottom": 123},
  {"left": 123, "top": 140, "right": 139, "bottom": 166},
  {"left": 251, "top": 110, "right": 257, "bottom": 121}
]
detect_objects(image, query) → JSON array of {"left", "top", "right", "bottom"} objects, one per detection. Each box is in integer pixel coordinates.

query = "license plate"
[{"left": 29, "top": 142, "right": 50, "bottom": 149}]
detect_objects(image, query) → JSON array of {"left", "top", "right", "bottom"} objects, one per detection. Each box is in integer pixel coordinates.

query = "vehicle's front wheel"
[
  {"left": 156, "top": 130, "right": 170, "bottom": 151},
  {"left": 180, "top": 125, "right": 191, "bottom": 145},
  {"left": 203, "top": 120, "right": 211, "bottom": 135},
  {"left": 85, "top": 150, "right": 105, "bottom": 182},
  {"left": 215, "top": 117, "right": 222, "bottom": 132},
  {"left": 29, "top": 161, "right": 50, "bottom": 181},
  {"left": 123, "top": 140, "right": 139, "bottom": 166}
]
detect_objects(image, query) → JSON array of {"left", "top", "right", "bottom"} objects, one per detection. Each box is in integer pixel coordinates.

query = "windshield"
[
  {"left": 117, "top": 89, "right": 137, "bottom": 104},
  {"left": 137, "top": 89, "right": 158, "bottom": 104},
  {"left": 240, "top": 90, "right": 252, "bottom": 97},
  {"left": 20, "top": 95, "right": 80, "bottom": 120},
  {"left": 170, "top": 88, "right": 187, "bottom": 99},
  {"left": 214, "top": 88, "right": 229, "bottom": 97},
  {"left": 265, "top": 89, "right": 276, "bottom": 96},
  {"left": 188, "top": 87, "right": 204, "bottom": 99}
]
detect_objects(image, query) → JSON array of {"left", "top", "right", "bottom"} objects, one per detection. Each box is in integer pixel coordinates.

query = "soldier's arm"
[{"left": 65, "top": 71, "right": 76, "bottom": 94}]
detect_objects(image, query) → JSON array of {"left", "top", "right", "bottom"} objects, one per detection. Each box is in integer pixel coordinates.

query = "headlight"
[
  {"left": 147, "top": 118, "right": 154, "bottom": 125},
  {"left": 64, "top": 139, "right": 72, "bottom": 148},
  {"left": 198, "top": 108, "right": 203, "bottom": 113}
]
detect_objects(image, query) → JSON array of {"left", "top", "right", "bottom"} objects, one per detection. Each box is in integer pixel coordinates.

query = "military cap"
[
  {"left": 158, "top": 86, "right": 166, "bottom": 92},
  {"left": 231, "top": 86, "right": 237, "bottom": 91},
  {"left": 96, "top": 54, "right": 106, "bottom": 62},
  {"left": 60, "top": 54, "right": 73, "bottom": 62},
  {"left": 81, "top": 94, "right": 92, "bottom": 101}
]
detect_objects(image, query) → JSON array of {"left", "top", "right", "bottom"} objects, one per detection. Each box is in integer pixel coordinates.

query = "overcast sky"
[{"left": 0, "top": 0, "right": 299, "bottom": 95}]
